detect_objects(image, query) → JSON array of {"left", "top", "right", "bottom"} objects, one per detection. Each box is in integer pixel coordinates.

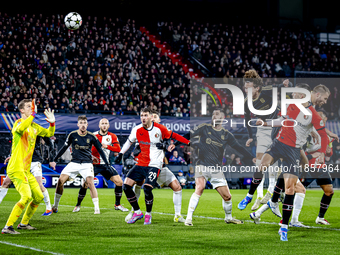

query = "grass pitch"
[{"left": 0, "top": 188, "right": 339, "bottom": 255}]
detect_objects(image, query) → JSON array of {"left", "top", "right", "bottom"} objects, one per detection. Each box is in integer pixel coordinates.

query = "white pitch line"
[
  {"left": 0, "top": 240, "right": 64, "bottom": 255},
  {"left": 59, "top": 204, "right": 340, "bottom": 231}
]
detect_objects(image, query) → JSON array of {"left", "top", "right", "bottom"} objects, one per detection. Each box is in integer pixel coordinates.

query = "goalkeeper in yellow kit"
[{"left": 1, "top": 99, "right": 55, "bottom": 234}]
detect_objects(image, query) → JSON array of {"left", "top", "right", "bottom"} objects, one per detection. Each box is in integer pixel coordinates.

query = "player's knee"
[
  {"left": 223, "top": 194, "right": 232, "bottom": 202},
  {"left": 33, "top": 192, "right": 44, "bottom": 204},
  {"left": 324, "top": 187, "right": 334, "bottom": 197},
  {"left": 115, "top": 178, "right": 123, "bottom": 187},
  {"left": 20, "top": 194, "right": 32, "bottom": 205},
  {"left": 123, "top": 184, "right": 133, "bottom": 193}
]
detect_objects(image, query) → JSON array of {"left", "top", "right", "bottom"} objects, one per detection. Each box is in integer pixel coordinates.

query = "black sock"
[
  {"left": 144, "top": 185, "right": 154, "bottom": 213},
  {"left": 123, "top": 184, "right": 140, "bottom": 211},
  {"left": 318, "top": 193, "right": 333, "bottom": 218},
  {"left": 282, "top": 194, "right": 295, "bottom": 226},
  {"left": 248, "top": 171, "right": 263, "bottom": 196},
  {"left": 76, "top": 187, "right": 87, "bottom": 206},
  {"left": 115, "top": 186, "right": 123, "bottom": 206},
  {"left": 272, "top": 173, "right": 284, "bottom": 203}
]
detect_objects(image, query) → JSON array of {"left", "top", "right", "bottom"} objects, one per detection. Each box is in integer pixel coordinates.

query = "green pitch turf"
[{"left": 0, "top": 188, "right": 339, "bottom": 255}]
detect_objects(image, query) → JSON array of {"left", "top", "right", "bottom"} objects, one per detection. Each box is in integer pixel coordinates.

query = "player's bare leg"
[
  {"left": 111, "top": 175, "right": 128, "bottom": 212},
  {"left": 0, "top": 176, "right": 12, "bottom": 204},
  {"left": 85, "top": 176, "right": 100, "bottom": 214},
  {"left": 169, "top": 179, "right": 185, "bottom": 222},
  {"left": 316, "top": 184, "right": 334, "bottom": 225},
  {"left": 216, "top": 185, "right": 243, "bottom": 224},
  {"left": 239, "top": 153, "right": 274, "bottom": 210},
  {"left": 185, "top": 176, "right": 205, "bottom": 226},
  {"left": 52, "top": 174, "right": 69, "bottom": 213},
  {"left": 35, "top": 176, "right": 52, "bottom": 216}
]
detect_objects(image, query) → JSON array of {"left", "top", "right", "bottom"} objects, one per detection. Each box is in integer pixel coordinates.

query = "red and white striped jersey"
[
  {"left": 128, "top": 122, "right": 172, "bottom": 169},
  {"left": 277, "top": 103, "right": 326, "bottom": 148},
  {"left": 92, "top": 131, "right": 120, "bottom": 164}
]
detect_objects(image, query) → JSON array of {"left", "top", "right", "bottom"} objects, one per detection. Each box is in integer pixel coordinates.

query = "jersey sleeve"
[
  {"left": 226, "top": 130, "right": 238, "bottom": 148},
  {"left": 36, "top": 123, "right": 55, "bottom": 137},
  {"left": 12, "top": 115, "right": 35, "bottom": 135},
  {"left": 189, "top": 123, "right": 205, "bottom": 138},
  {"left": 158, "top": 123, "right": 172, "bottom": 140},
  {"left": 128, "top": 126, "right": 137, "bottom": 143},
  {"left": 311, "top": 108, "right": 326, "bottom": 131},
  {"left": 107, "top": 133, "right": 121, "bottom": 152}
]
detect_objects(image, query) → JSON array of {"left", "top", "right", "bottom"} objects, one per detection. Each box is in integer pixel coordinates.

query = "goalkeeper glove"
[
  {"left": 44, "top": 108, "right": 55, "bottom": 125},
  {"left": 31, "top": 99, "right": 37, "bottom": 116}
]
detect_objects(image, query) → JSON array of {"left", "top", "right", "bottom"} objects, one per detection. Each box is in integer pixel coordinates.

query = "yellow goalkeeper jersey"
[{"left": 7, "top": 115, "right": 55, "bottom": 174}]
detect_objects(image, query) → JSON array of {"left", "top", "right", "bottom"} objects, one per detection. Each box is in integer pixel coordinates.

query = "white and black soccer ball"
[{"left": 64, "top": 12, "right": 82, "bottom": 30}]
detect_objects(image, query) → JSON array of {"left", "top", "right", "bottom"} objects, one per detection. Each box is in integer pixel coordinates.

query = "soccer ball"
[{"left": 64, "top": 12, "right": 82, "bottom": 30}]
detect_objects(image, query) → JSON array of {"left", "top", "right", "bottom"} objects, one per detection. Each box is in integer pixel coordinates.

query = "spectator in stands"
[
  {"left": 176, "top": 170, "right": 186, "bottom": 188},
  {"left": 186, "top": 167, "right": 195, "bottom": 189},
  {"left": 169, "top": 151, "right": 187, "bottom": 165}
]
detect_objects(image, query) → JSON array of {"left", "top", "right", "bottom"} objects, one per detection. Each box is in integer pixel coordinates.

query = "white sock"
[
  {"left": 53, "top": 193, "right": 62, "bottom": 208},
  {"left": 223, "top": 200, "right": 232, "bottom": 220},
  {"left": 186, "top": 193, "right": 200, "bottom": 220},
  {"left": 255, "top": 203, "right": 269, "bottom": 217},
  {"left": 92, "top": 197, "right": 99, "bottom": 210},
  {"left": 268, "top": 161, "right": 278, "bottom": 194},
  {"left": 42, "top": 189, "right": 52, "bottom": 211},
  {"left": 173, "top": 190, "right": 182, "bottom": 216},
  {"left": 281, "top": 224, "right": 288, "bottom": 229},
  {"left": 0, "top": 187, "right": 9, "bottom": 204},
  {"left": 145, "top": 212, "right": 151, "bottom": 216},
  {"left": 256, "top": 160, "right": 264, "bottom": 199},
  {"left": 291, "top": 193, "right": 305, "bottom": 223},
  {"left": 134, "top": 185, "right": 142, "bottom": 201},
  {"left": 247, "top": 193, "right": 253, "bottom": 199},
  {"left": 135, "top": 209, "right": 142, "bottom": 214}
]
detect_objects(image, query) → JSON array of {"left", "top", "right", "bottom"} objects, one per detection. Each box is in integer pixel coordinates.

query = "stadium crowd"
[{"left": 0, "top": 13, "right": 191, "bottom": 116}]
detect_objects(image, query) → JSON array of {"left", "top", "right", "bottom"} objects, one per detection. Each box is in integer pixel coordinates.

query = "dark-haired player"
[
  {"left": 73, "top": 118, "right": 128, "bottom": 213},
  {"left": 116, "top": 107, "right": 190, "bottom": 225},
  {"left": 239, "top": 70, "right": 291, "bottom": 211},
  {"left": 185, "top": 109, "right": 256, "bottom": 226},
  {"left": 50, "top": 115, "right": 113, "bottom": 214}
]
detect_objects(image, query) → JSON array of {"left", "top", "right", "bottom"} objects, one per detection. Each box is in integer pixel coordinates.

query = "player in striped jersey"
[{"left": 115, "top": 107, "right": 190, "bottom": 225}]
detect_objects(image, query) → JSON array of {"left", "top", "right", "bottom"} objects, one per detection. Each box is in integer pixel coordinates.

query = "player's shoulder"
[
  {"left": 93, "top": 131, "right": 99, "bottom": 135},
  {"left": 196, "top": 122, "right": 209, "bottom": 129},
  {"left": 68, "top": 130, "right": 78, "bottom": 137},
  {"left": 108, "top": 131, "right": 117, "bottom": 138},
  {"left": 87, "top": 131, "right": 97, "bottom": 138}
]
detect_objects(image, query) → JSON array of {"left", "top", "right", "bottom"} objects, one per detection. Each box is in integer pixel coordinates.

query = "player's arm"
[
  {"left": 36, "top": 109, "right": 56, "bottom": 137},
  {"left": 106, "top": 134, "right": 121, "bottom": 152},
  {"left": 115, "top": 127, "right": 137, "bottom": 163},
  {"left": 228, "top": 132, "right": 256, "bottom": 163},
  {"left": 92, "top": 136, "right": 111, "bottom": 166},
  {"left": 51, "top": 132, "right": 73, "bottom": 167},
  {"left": 325, "top": 128, "right": 339, "bottom": 143},
  {"left": 13, "top": 99, "right": 38, "bottom": 134},
  {"left": 311, "top": 109, "right": 328, "bottom": 163},
  {"left": 256, "top": 116, "right": 285, "bottom": 127},
  {"left": 170, "top": 131, "right": 190, "bottom": 145}
]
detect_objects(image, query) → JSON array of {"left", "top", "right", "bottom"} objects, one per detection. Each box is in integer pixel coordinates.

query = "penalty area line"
[
  {"left": 59, "top": 204, "right": 340, "bottom": 231},
  {"left": 0, "top": 240, "right": 64, "bottom": 255}
]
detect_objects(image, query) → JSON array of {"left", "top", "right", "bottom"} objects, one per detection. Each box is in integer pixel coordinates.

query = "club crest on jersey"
[
  {"left": 155, "top": 133, "right": 159, "bottom": 138},
  {"left": 87, "top": 138, "right": 90, "bottom": 143},
  {"left": 304, "top": 115, "right": 309, "bottom": 120},
  {"left": 221, "top": 135, "right": 225, "bottom": 140},
  {"left": 106, "top": 138, "right": 110, "bottom": 142}
]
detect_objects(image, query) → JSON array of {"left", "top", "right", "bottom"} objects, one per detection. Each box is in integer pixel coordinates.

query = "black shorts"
[
  {"left": 302, "top": 171, "right": 332, "bottom": 187},
  {"left": 265, "top": 139, "right": 301, "bottom": 176},
  {"left": 126, "top": 165, "right": 160, "bottom": 188},
  {"left": 94, "top": 164, "right": 118, "bottom": 181}
]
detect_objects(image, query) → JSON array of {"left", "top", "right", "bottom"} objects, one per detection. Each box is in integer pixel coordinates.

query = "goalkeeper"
[{"left": 2, "top": 99, "right": 55, "bottom": 234}]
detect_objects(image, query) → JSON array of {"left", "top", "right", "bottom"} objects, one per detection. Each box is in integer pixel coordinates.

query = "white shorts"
[
  {"left": 157, "top": 167, "right": 177, "bottom": 187},
  {"left": 61, "top": 162, "right": 94, "bottom": 180},
  {"left": 195, "top": 165, "right": 227, "bottom": 189},
  {"left": 256, "top": 126, "right": 272, "bottom": 154},
  {"left": 30, "top": 162, "right": 42, "bottom": 177}
]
